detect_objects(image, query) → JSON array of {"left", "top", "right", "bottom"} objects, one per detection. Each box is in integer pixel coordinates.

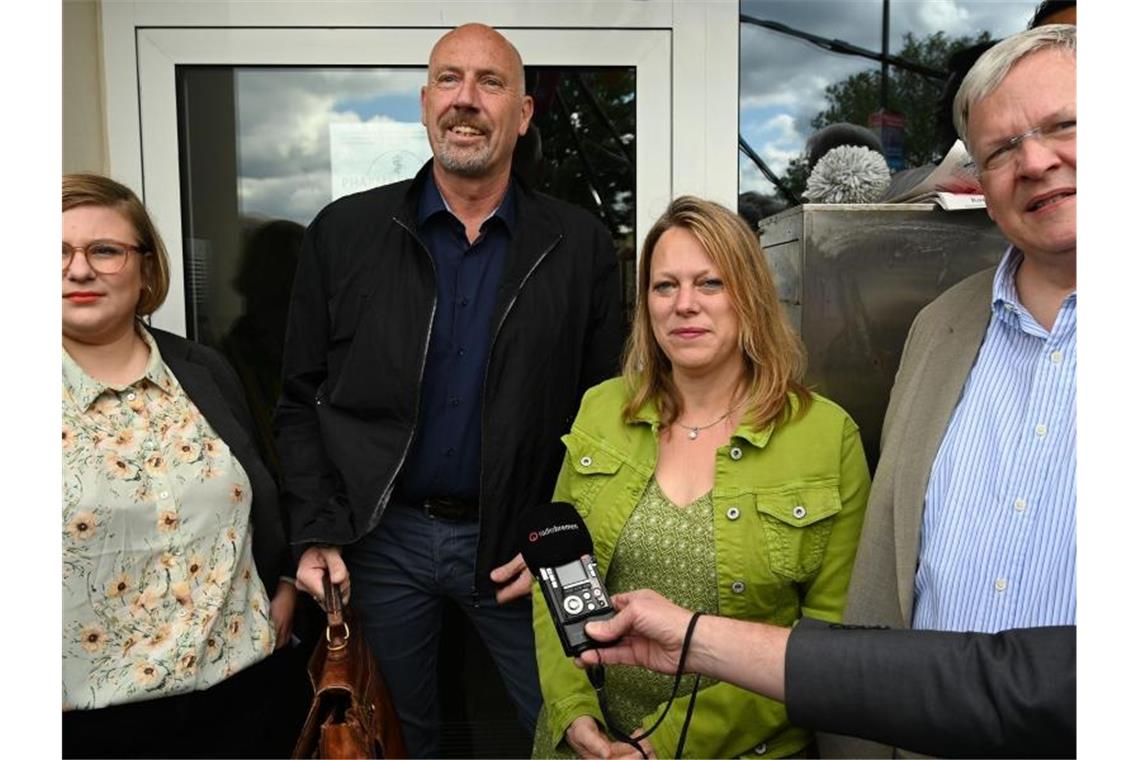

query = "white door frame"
[{"left": 101, "top": 0, "right": 739, "bottom": 334}]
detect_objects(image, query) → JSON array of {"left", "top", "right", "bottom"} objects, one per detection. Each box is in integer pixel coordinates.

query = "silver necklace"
[{"left": 676, "top": 401, "right": 744, "bottom": 440}]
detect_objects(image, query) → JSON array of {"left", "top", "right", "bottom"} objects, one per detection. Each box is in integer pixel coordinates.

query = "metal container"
[{"left": 758, "top": 203, "right": 1008, "bottom": 468}]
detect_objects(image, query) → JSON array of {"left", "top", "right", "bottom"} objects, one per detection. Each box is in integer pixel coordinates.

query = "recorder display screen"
[{"left": 554, "top": 559, "right": 588, "bottom": 588}]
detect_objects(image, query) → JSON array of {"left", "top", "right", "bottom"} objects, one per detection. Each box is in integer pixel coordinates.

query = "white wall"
[{"left": 62, "top": 0, "right": 108, "bottom": 175}]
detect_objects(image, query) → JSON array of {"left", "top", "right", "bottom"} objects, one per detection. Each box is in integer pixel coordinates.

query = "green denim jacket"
[{"left": 533, "top": 378, "right": 870, "bottom": 758}]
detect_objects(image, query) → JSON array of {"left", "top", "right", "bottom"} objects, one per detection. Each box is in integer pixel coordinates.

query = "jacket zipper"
[
  {"left": 473, "top": 232, "right": 564, "bottom": 606},
  {"left": 366, "top": 217, "right": 438, "bottom": 530}
]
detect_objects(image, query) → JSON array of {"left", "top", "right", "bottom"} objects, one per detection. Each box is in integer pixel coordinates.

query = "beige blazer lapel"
[{"left": 891, "top": 274, "right": 994, "bottom": 620}]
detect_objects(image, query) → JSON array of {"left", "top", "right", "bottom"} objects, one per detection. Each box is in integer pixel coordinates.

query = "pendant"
[{"left": 688, "top": 427, "right": 699, "bottom": 440}]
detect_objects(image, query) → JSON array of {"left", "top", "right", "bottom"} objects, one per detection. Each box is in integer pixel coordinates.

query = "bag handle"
[{"left": 322, "top": 573, "right": 350, "bottom": 652}]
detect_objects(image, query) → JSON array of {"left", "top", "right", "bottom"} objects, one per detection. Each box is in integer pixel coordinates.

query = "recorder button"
[{"left": 563, "top": 596, "right": 584, "bottom": 615}]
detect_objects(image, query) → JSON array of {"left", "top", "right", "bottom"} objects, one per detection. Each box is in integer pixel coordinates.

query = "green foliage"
[
  {"left": 795, "top": 30, "right": 993, "bottom": 179},
  {"left": 781, "top": 154, "right": 812, "bottom": 200}
]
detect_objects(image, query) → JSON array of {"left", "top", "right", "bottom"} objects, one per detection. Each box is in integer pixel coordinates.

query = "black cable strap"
[{"left": 590, "top": 611, "right": 705, "bottom": 759}]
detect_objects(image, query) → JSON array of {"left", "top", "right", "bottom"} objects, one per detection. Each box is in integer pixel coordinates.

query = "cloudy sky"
[
  {"left": 235, "top": 68, "right": 426, "bottom": 223},
  {"left": 739, "top": 0, "right": 1039, "bottom": 196}
]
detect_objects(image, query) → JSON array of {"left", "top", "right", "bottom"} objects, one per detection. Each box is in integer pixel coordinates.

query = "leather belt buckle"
[{"left": 422, "top": 496, "right": 478, "bottom": 521}]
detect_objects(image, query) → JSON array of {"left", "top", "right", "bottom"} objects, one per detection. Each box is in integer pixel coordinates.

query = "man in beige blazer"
[{"left": 827, "top": 23, "right": 1077, "bottom": 757}]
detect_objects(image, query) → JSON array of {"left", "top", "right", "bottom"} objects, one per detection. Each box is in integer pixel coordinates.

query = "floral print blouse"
[{"left": 62, "top": 331, "right": 274, "bottom": 711}]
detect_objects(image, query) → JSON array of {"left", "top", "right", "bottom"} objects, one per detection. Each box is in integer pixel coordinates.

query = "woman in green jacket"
[{"left": 532, "top": 196, "right": 870, "bottom": 759}]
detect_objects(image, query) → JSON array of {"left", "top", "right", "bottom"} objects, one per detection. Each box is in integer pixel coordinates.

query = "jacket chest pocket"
[
  {"left": 561, "top": 435, "right": 624, "bottom": 517},
  {"left": 755, "top": 486, "right": 842, "bottom": 581}
]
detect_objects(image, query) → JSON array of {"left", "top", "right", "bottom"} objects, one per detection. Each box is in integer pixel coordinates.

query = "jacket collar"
[
  {"left": 416, "top": 166, "right": 518, "bottom": 235},
  {"left": 397, "top": 159, "right": 533, "bottom": 232},
  {"left": 147, "top": 327, "right": 255, "bottom": 469},
  {"left": 629, "top": 390, "right": 791, "bottom": 450},
  {"left": 396, "top": 159, "right": 566, "bottom": 331}
]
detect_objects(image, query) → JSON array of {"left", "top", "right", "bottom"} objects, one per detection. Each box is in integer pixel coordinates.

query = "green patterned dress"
[{"left": 532, "top": 478, "right": 719, "bottom": 758}]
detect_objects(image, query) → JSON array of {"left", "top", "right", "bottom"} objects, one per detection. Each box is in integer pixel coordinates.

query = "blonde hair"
[
  {"left": 62, "top": 173, "right": 170, "bottom": 316},
  {"left": 622, "top": 195, "right": 811, "bottom": 430},
  {"left": 954, "top": 24, "right": 1076, "bottom": 151}
]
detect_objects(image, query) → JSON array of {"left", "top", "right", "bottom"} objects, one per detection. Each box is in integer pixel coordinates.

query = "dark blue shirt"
[{"left": 397, "top": 172, "right": 515, "bottom": 502}]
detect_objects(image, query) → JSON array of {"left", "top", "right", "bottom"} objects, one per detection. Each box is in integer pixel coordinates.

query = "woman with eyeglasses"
[{"left": 61, "top": 173, "right": 299, "bottom": 758}]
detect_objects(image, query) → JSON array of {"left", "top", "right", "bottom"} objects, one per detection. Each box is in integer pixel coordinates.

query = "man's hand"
[
  {"left": 565, "top": 715, "right": 614, "bottom": 759},
  {"left": 576, "top": 589, "right": 693, "bottom": 675},
  {"left": 582, "top": 589, "right": 791, "bottom": 701},
  {"left": 296, "top": 545, "right": 350, "bottom": 605},
  {"left": 490, "top": 552, "right": 533, "bottom": 604},
  {"left": 269, "top": 579, "right": 297, "bottom": 649}
]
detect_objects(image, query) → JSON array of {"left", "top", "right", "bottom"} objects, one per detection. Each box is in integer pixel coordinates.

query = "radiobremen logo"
[{"left": 527, "top": 523, "right": 580, "bottom": 542}]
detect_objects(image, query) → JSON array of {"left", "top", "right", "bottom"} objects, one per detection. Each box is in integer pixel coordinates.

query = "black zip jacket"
[{"left": 274, "top": 161, "right": 623, "bottom": 593}]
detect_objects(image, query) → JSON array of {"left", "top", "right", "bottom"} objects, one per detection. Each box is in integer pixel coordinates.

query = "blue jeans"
[{"left": 344, "top": 502, "right": 542, "bottom": 758}]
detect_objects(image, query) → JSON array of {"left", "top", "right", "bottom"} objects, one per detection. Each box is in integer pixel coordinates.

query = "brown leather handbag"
[{"left": 292, "top": 576, "right": 407, "bottom": 759}]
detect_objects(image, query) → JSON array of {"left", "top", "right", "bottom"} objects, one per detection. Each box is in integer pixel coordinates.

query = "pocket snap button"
[
  {"left": 580, "top": 456, "right": 593, "bottom": 468},
  {"left": 729, "top": 447, "right": 743, "bottom": 460},
  {"left": 792, "top": 505, "right": 807, "bottom": 519},
  {"left": 726, "top": 506, "right": 740, "bottom": 520},
  {"left": 731, "top": 581, "right": 746, "bottom": 594}
]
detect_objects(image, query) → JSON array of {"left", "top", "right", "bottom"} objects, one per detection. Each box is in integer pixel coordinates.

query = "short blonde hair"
[
  {"left": 62, "top": 173, "right": 170, "bottom": 316},
  {"left": 622, "top": 195, "right": 811, "bottom": 430}
]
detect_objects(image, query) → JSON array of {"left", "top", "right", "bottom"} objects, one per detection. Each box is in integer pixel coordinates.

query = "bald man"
[{"left": 276, "top": 24, "right": 623, "bottom": 756}]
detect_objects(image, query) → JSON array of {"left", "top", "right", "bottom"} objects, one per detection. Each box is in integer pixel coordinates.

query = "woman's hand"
[
  {"left": 566, "top": 715, "right": 615, "bottom": 759},
  {"left": 269, "top": 579, "right": 297, "bottom": 650},
  {"left": 611, "top": 736, "right": 655, "bottom": 758},
  {"left": 296, "top": 544, "right": 350, "bottom": 605}
]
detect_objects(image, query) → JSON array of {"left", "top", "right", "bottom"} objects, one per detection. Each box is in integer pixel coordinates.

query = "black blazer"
[
  {"left": 149, "top": 327, "right": 291, "bottom": 593},
  {"left": 785, "top": 619, "right": 1076, "bottom": 758}
]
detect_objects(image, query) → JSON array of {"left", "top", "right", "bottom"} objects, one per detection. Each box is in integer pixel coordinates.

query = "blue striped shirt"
[{"left": 912, "top": 248, "right": 1075, "bottom": 633}]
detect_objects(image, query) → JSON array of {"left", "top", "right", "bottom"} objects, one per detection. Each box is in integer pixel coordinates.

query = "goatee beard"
[{"left": 435, "top": 144, "right": 493, "bottom": 176}]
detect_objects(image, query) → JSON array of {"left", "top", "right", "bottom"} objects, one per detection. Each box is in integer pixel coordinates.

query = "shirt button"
[
  {"left": 580, "top": 456, "right": 593, "bottom": 468},
  {"left": 460, "top": 297, "right": 469, "bottom": 307},
  {"left": 143, "top": 440, "right": 156, "bottom": 450},
  {"left": 1003, "top": 302, "right": 1014, "bottom": 311},
  {"left": 792, "top": 505, "right": 807, "bottom": 520},
  {"left": 753, "top": 743, "right": 767, "bottom": 755},
  {"left": 1034, "top": 423, "right": 1047, "bottom": 438},
  {"left": 726, "top": 506, "right": 740, "bottom": 520},
  {"left": 449, "top": 397, "right": 460, "bottom": 407},
  {"left": 731, "top": 581, "right": 746, "bottom": 594},
  {"left": 159, "top": 491, "right": 170, "bottom": 500},
  {"left": 1050, "top": 350, "right": 1063, "bottom": 364},
  {"left": 729, "top": 447, "right": 743, "bottom": 460},
  {"left": 445, "top": 448, "right": 455, "bottom": 458},
  {"left": 1014, "top": 498, "right": 1027, "bottom": 513},
  {"left": 457, "top": 348, "right": 466, "bottom": 357},
  {"left": 126, "top": 392, "right": 137, "bottom": 401},
  {"left": 994, "top": 578, "right": 1008, "bottom": 592}
]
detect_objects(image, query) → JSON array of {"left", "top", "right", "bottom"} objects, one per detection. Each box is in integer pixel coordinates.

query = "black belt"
[{"left": 417, "top": 496, "right": 479, "bottom": 521}]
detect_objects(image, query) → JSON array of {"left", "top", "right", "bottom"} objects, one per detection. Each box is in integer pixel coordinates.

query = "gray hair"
[{"left": 953, "top": 24, "right": 1075, "bottom": 151}]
